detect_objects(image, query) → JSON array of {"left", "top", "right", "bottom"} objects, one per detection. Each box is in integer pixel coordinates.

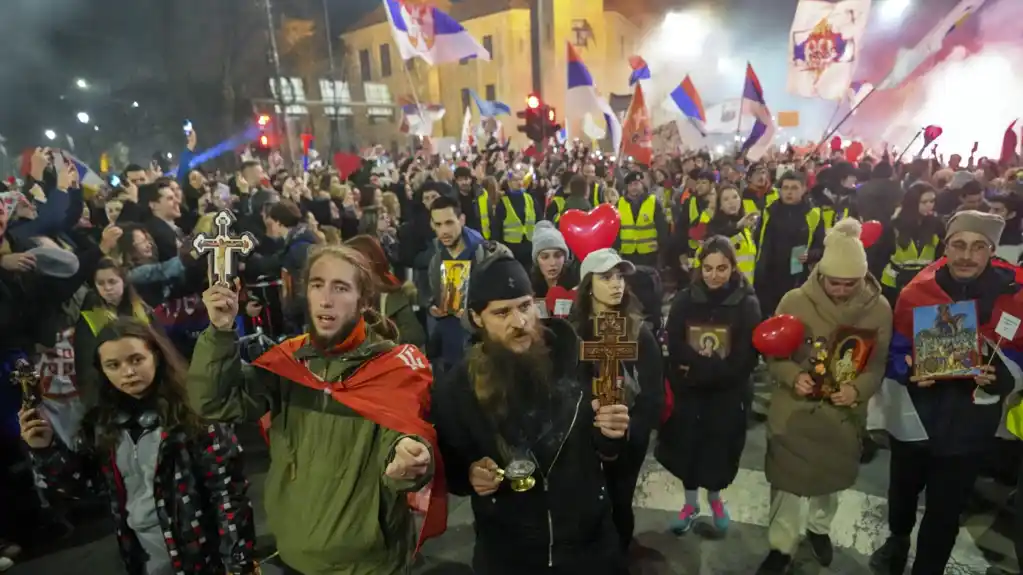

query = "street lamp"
[
  {"left": 75, "top": 78, "right": 88, "bottom": 89},
  {"left": 77, "top": 112, "right": 90, "bottom": 124},
  {"left": 93, "top": 126, "right": 100, "bottom": 132},
  {"left": 131, "top": 101, "right": 139, "bottom": 108},
  {"left": 44, "top": 130, "right": 57, "bottom": 140}
]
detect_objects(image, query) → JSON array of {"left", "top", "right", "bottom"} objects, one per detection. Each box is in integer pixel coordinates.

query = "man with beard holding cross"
[{"left": 433, "top": 253, "right": 631, "bottom": 575}]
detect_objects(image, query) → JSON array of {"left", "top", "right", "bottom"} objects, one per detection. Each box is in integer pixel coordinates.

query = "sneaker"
[
  {"left": 670, "top": 504, "right": 699, "bottom": 535},
  {"left": 806, "top": 531, "right": 834, "bottom": 566},
  {"left": 869, "top": 536, "right": 910, "bottom": 574},
  {"left": 755, "top": 550, "right": 793, "bottom": 575},
  {"left": 0, "top": 557, "right": 12, "bottom": 572},
  {"left": 709, "top": 499, "right": 730, "bottom": 533}
]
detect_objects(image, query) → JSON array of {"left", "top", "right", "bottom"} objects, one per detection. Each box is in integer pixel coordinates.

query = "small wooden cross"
[
  {"left": 580, "top": 311, "right": 638, "bottom": 406},
  {"left": 192, "top": 210, "right": 257, "bottom": 288}
]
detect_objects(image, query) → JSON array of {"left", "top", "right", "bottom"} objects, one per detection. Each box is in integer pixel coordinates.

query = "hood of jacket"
[
  {"left": 798, "top": 265, "right": 883, "bottom": 326},
  {"left": 688, "top": 274, "right": 755, "bottom": 307},
  {"left": 434, "top": 226, "right": 485, "bottom": 260}
]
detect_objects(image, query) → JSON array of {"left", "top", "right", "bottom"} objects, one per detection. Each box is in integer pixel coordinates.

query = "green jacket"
[
  {"left": 187, "top": 326, "right": 433, "bottom": 575},
  {"left": 381, "top": 285, "right": 426, "bottom": 349}
]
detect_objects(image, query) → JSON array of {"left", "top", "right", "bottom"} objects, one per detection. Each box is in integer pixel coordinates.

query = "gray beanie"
[
  {"left": 531, "top": 221, "right": 570, "bottom": 262},
  {"left": 948, "top": 170, "right": 977, "bottom": 191},
  {"left": 946, "top": 210, "right": 1005, "bottom": 247}
]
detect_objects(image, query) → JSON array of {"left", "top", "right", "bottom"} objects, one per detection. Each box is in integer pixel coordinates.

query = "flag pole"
[
  {"left": 735, "top": 62, "right": 749, "bottom": 155},
  {"left": 814, "top": 86, "right": 877, "bottom": 155},
  {"left": 820, "top": 97, "right": 845, "bottom": 142},
  {"left": 894, "top": 128, "right": 923, "bottom": 164},
  {"left": 401, "top": 59, "right": 428, "bottom": 152}
]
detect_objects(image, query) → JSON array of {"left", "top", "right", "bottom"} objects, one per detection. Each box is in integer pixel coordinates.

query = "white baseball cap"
[{"left": 580, "top": 248, "right": 636, "bottom": 280}]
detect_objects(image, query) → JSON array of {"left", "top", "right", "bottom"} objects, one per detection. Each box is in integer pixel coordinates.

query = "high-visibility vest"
[
  {"left": 1006, "top": 401, "right": 1023, "bottom": 440},
  {"left": 693, "top": 227, "right": 757, "bottom": 284},
  {"left": 618, "top": 195, "right": 659, "bottom": 255},
  {"left": 592, "top": 183, "right": 602, "bottom": 206},
  {"left": 756, "top": 205, "right": 822, "bottom": 263},
  {"left": 822, "top": 206, "right": 851, "bottom": 230},
  {"left": 880, "top": 232, "right": 939, "bottom": 289},
  {"left": 478, "top": 190, "right": 491, "bottom": 239},
  {"left": 743, "top": 188, "right": 778, "bottom": 215},
  {"left": 81, "top": 302, "right": 150, "bottom": 335},
  {"left": 501, "top": 194, "right": 536, "bottom": 243},
  {"left": 686, "top": 198, "right": 706, "bottom": 254},
  {"left": 551, "top": 196, "right": 566, "bottom": 223}
]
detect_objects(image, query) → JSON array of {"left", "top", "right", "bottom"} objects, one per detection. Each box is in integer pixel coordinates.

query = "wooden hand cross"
[
  {"left": 580, "top": 311, "right": 638, "bottom": 406},
  {"left": 192, "top": 210, "right": 257, "bottom": 288}
]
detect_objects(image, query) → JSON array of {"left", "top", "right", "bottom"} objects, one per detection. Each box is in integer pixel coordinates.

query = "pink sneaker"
[
  {"left": 709, "top": 499, "right": 730, "bottom": 532},
  {"left": 670, "top": 504, "right": 699, "bottom": 534}
]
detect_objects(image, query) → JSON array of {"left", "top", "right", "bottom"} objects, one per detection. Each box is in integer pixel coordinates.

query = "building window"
[
  {"left": 485, "top": 84, "right": 496, "bottom": 102},
  {"left": 318, "top": 79, "right": 354, "bottom": 117},
  {"left": 461, "top": 88, "right": 471, "bottom": 111},
  {"left": 380, "top": 44, "right": 392, "bottom": 77},
  {"left": 268, "top": 77, "right": 308, "bottom": 115},
  {"left": 364, "top": 82, "right": 394, "bottom": 119},
  {"left": 359, "top": 49, "right": 372, "bottom": 81},
  {"left": 482, "top": 35, "right": 493, "bottom": 58}
]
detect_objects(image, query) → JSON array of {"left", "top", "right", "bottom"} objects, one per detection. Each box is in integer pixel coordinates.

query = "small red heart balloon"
[
  {"left": 830, "top": 136, "right": 843, "bottom": 152},
  {"left": 753, "top": 315, "right": 805, "bottom": 358},
  {"left": 923, "top": 125, "right": 943, "bottom": 144},
  {"left": 845, "top": 141, "right": 865, "bottom": 162},
  {"left": 860, "top": 220, "right": 883, "bottom": 248},
  {"left": 559, "top": 204, "right": 621, "bottom": 260},
  {"left": 545, "top": 286, "right": 576, "bottom": 317}
]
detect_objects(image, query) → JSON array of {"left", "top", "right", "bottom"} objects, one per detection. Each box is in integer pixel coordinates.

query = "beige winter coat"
[{"left": 765, "top": 267, "right": 892, "bottom": 497}]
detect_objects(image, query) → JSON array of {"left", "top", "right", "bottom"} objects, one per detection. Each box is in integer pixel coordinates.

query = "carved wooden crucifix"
[
  {"left": 580, "top": 311, "right": 638, "bottom": 406},
  {"left": 192, "top": 210, "right": 257, "bottom": 288}
]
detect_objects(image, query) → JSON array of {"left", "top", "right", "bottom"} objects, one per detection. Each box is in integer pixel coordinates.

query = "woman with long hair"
[
  {"left": 74, "top": 258, "right": 154, "bottom": 408},
  {"left": 704, "top": 183, "right": 759, "bottom": 283},
  {"left": 568, "top": 248, "right": 664, "bottom": 553},
  {"left": 529, "top": 221, "right": 579, "bottom": 299},
  {"left": 871, "top": 182, "right": 944, "bottom": 308},
  {"left": 344, "top": 234, "right": 425, "bottom": 347},
  {"left": 19, "top": 319, "right": 256, "bottom": 575},
  {"left": 657, "top": 236, "right": 761, "bottom": 537}
]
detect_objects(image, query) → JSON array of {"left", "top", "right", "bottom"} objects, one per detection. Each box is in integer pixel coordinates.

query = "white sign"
[
  {"left": 534, "top": 300, "right": 549, "bottom": 318},
  {"left": 553, "top": 299, "right": 573, "bottom": 317},
  {"left": 995, "top": 312, "right": 1020, "bottom": 341}
]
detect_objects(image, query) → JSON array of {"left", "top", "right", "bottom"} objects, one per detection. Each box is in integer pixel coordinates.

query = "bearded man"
[
  {"left": 432, "top": 254, "right": 631, "bottom": 575},
  {"left": 189, "top": 245, "right": 444, "bottom": 575}
]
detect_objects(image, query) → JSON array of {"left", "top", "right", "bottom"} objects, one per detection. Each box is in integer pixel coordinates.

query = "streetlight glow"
[
  {"left": 75, "top": 78, "right": 88, "bottom": 89},
  {"left": 131, "top": 101, "right": 139, "bottom": 108},
  {"left": 44, "top": 130, "right": 57, "bottom": 140},
  {"left": 77, "top": 112, "right": 90, "bottom": 124},
  {"left": 94, "top": 126, "right": 100, "bottom": 132}
]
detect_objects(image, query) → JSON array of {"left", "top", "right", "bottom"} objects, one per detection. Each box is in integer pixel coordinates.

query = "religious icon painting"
[
  {"left": 440, "top": 260, "right": 471, "bottom": 315},
  {"left": 912, "top": 301, "right": 982, "bottom": 379},
  {"left": 827, "top": 326, "right": 878, "bottom": 386},
  {"left": 687, "top": 324, "right": 730, "bottom": 359}
]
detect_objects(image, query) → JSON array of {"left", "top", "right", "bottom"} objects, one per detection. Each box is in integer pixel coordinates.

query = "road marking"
[{"left": 633, "top": 465, "right": 994, "bottom": 571}]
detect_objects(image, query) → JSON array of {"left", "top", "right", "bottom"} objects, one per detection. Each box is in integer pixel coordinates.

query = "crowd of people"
[{"left": 0, "top": 125, "right": 1021, "bottom": 575}]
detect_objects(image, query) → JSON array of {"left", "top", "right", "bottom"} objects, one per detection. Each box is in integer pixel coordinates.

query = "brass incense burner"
[{"left": 496, "top": 459, "right": 537, "bottom": 492}]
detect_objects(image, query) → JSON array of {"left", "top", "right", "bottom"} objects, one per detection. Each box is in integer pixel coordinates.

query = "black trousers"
[
  {"left": 604, "top": 433, "right": 650, "bottom": 550},
  {"left": 888, "top": 440, "right": 983, "bottom": 575}
]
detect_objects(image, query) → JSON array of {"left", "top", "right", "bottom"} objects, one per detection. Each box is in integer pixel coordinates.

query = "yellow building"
[{"left": 341, "top": 0, "right": 641, "bottom": 148}]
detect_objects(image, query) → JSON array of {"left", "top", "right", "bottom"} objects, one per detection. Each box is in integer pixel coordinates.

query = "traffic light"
[
  {"left": 517, "top": 93, "right": 551, "bottom": 144},
  {"left": 255, "top": 114, "right": 272, "bottom": 158},
  {"left": 257, "top": 114, "right": 271, "bottom": 127}
]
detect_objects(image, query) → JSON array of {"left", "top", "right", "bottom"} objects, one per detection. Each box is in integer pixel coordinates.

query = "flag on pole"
[
  {"left": 848, "top": 81, "right": 874, "bottom": 108},
  {"left": 663, "top": 75, "right": 708, "bottom": 149},
  {"left": 877, "top": 0, "right": 988, "bottom": 90},
  {"left": 621, "top": 84, "right": 653, "bottom": 166},
  {"left": 382, "top": 0, "right": 491, "bottom": 65},
  {"left": 565, "top": 42, "right": 621, "bottom": 153},
  {"left": 740, "top": 63, "right": 777, "bottom": 161},
  {"left": 468, "top": 89, "right": 511, "bottom": 117},
  {"left": 399, "top": 103, "right": 446, "bottom": 137},
  {"left": 628, "top": 56, "right": 651, "bottom": 86},
  {"left": 786, "top": 0, "right": 873, "bottom": 100},
  {"left": 460, "top": 106, "right": 474, "bottom": 150}
]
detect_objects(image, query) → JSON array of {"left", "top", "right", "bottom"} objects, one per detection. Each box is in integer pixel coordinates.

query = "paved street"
[{"left": 11, "top": 412, "right": 1016, "bottom": 575}]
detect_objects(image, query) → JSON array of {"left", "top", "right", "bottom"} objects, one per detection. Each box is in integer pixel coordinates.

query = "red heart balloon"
[
  {"left": 545, "top": 286, "right": 576, "bottom": 317},
  {"left": 860, "top": 220, "right": 883, "bottom": 248},
  {"left": 559, "top": 204, "right": 621, "bottom": 260},
  {"left": 845, "top": 141, "right": 865, "bottom": 162},
  {"left": 924, "top": 125, "right": 943, "bottom": 144},
  {"left": 830, "top": 136, "right": 843, "bottom": 152},
  {"left": 753, "top": 315, "right": 805, "bottom": 358}
]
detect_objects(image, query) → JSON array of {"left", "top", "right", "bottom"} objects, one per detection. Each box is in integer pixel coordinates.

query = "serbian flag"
[
  {"left": 382, "top": 0, "right": 491, "bottom": 65},
  {"left": 628, "top": 55, "right": 651, "bottom": 86},
  {"left": 620, "top": 83, "right": 653, "bottom": 166},
  {"left": 870, "top": 258, "right": 1023, "bottom": 441},
  {"left": 566, "top": 43, "right": 621, "bottom": 153},
  {"left": 739, "top": 63, "right": 777, "bottom": 161}
]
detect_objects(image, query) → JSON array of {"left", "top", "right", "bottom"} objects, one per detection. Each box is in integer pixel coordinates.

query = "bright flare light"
[
  {"left": 44, "top": 130, "right": 56, "bottom": 140},
  {"left": 880, "top": 0, "right": 911, "bottom": 23},
  {"left": 894, "top": 45, "right": 1021, "bottom": 158},
  {"left": 75, "top": 78, "right": 88, "bottom": 89},
  {"left": 76, "top": 112, "right": 90, "bottom": 124},
  {"left": 659, "top": 11, "right": 711, "bottom": 59}
]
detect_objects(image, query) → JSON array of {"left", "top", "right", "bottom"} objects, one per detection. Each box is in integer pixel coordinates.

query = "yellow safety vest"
[
  {"left": 756, "top": 206, "right": 822, "bottom": 263},
  {"left": 880, "top": 233, "right": 939, "bottom": 289},
  {"left": 743, "top": 188, "right": 778, "bottom": 215},
  {"left": 478, "top": 190, "right": 491, "bottom": 239},
  {"left": 81, "top": 302, "right": 150, "bottom": 335},
  {"left": 822, "top": 206, "right": 851, "bottom": 230},
  {"left": 501, "top": 194, "right": 536, "bottom": 243},
  {"left": 551, "top": 196, "right": 566, "bottom": 223},
  {"left": 693, "top": 227, "right": 757, "bottom": 284},
  {"left": 592, "top": 183, "right": 602, "bottom": 206},
  {"left": 660, "top": 187, "right": 674, "bottom": 221},
  {"left": 686, "top": 198, "right": 707, "bottom": 254},
  {"left": 618, "top": 195, "right": 659, "bottom": 255},
  {"left": 1006, "top": 400, "right": 1023, "bottom": 440}
]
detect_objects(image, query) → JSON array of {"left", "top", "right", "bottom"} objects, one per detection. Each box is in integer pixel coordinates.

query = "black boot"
[
  {"left": 807, "top": 532, "right": 834, "bottom": 566},
  {"left": 756, "top": 550, "right": 793, "bottom": 575},
  {"left": 869, "top": 536, "right": 910, "bottom": 574}
]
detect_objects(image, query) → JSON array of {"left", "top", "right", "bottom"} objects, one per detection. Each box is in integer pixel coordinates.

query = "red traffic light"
[
  {"left": 526, "top": 94, "right": 540, "bottom": 109},
  {"left": 547, "top": 108, "right": 556, "bottom": 122},
  {"left": 258, "top": 134, "right": 269, "bottom": 147},
  {"left": 257, "top": 114, "right": 271, "bottom": 127}
]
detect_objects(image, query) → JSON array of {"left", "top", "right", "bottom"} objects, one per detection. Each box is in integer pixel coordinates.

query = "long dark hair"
[
  {"left": 93, "top": 257, "right": 147, "bottom": 317},
  {"left": 893, "top": 182, "right": 943, "bottom": 248},
  {"left": 692, "top": 235, "right": 741, "bottom": 285},
  {"left": 114, "top": 223, "right": 157, "bottom": 268},
  {"left": 345, "top": 234, "right": 402, "bottom": 294},
  {"left": 86, "top": 318, "right": 203, "bottom": 451},
  {"left": 568, "top": 270, "right": 644, "bottom": 341}
]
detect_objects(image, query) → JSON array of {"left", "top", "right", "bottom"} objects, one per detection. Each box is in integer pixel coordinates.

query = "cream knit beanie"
[{"left": 818, "top": 219, "right": 868, "bottom": 279}]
